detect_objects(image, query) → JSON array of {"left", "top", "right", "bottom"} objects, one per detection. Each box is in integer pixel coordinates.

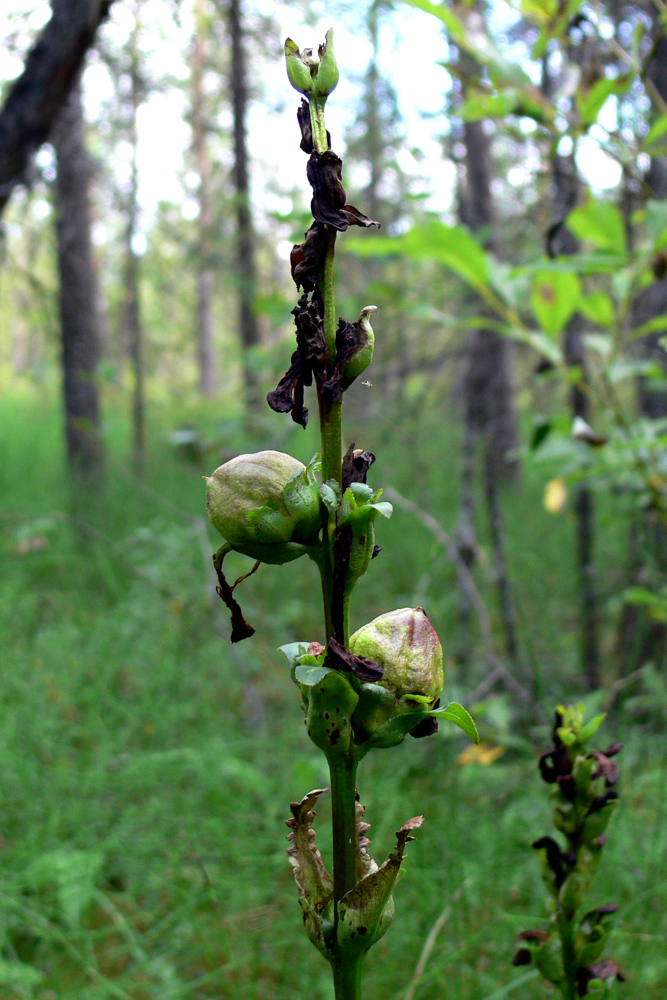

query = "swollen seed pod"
[
  {"left": 349, "top": 608, "right": 444, "bottom": 701},
  {"left": 284, "top": 29, "right": 339, "bottom": 100},
  {"left": 349, "top": 608, "right": 444, "bottom": 744},
  {"left": 206, "top": 451, "right": 321, "bottom": 550}
]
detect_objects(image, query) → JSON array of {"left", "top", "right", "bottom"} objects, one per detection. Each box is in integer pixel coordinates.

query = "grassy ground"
[{"left": 1, "top": 383, "right": 665, "bottom": 999}]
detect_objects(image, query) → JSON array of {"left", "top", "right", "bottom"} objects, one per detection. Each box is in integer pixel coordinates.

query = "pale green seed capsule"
[
  {"left": 285, "top": 37, "right": 314, "bottom": 96},
  {"left": 313, "top": 28, "right": 339, "bottom": 99},
  {"left": 349, "top": 608, "right": 444, "bottom": 701},
  {"left": 206, "top": 450, "right": 321, "bottom": 548}
]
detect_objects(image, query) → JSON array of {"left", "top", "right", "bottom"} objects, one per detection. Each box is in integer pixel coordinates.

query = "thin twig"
[
  {"left": 384, "top": 486, "right": 543, "bottom": 718},
  {"left": 403, "top": 878, "right": 473, "bottom": 1000}
]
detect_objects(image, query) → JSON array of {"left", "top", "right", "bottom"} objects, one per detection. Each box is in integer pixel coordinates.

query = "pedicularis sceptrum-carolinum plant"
[
  {"left": 204, "top": 29, "right": 478, "bottom": 1000},
  {"left": 514, "top": 705, "right": 625, "bottom": 1000}
]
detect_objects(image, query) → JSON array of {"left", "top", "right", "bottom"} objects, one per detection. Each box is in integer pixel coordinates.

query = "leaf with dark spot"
[
  {"left": 326, "top": 636, "right": 383, "bottom": 682},
  {"left": 285, "top": 788, "right": 333, "bottom": 956},
  {"left": 212, "top": 548, "right": 256, "bottom": 643},
  {"left": 332, "top": 524, "right": 353, "bottom": 643}
]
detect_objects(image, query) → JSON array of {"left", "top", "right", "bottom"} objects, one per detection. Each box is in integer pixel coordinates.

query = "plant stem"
[
  {"left": 558, "top": 910, "right": 578, "bottom": 1000},
  {"left": 310, "top": 90, "right": 360, "bottom": 1000},
  {"left": 331, "top": 953, "right": 363, "bottom": 1000},
  {"left": 329, "top": 755, "right": 359, "bottom": 908}
]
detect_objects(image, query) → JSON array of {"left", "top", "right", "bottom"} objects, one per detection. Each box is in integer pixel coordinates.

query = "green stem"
[
  {"left": 329, "top": 755, "right": 359, "bottom": 909},
  {"left": 558, "top": 909, "right": 578, "bottom": 1000},
  {"left": 309, "top": 96, "right": 328, "bottom": 152},
  {"left": 310, "top": 90, "right": 360, "bottom": 1000},
  {"left": 331, "top": 953, "right": 363, "bottom": 1000}
]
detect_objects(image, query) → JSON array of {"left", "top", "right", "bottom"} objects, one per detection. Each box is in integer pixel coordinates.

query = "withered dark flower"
[
  {"left": 267, "top": 292, "right": 327, "bottom": 428},
  {"left": 290, "top": 222, "right": 327, "bottom": 291},
  {"left": 577, "top": 959, "right": 625, "bottom": 994},
  {"left": 326, "top": 635, "right": 384, "bottom": 682},
  {"left": 342, "top": 442, "right": 376, "bottom": 490},
  {"left": 307, "top": 150, "right": 380, "bottom": 232}
]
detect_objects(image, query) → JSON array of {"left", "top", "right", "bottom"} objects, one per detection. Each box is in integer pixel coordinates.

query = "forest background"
[{"left": 1, "top": 0, "right": 666, "bottom": 997}]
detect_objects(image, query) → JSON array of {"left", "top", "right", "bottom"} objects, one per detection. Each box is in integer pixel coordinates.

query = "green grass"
[{"left": 1, "top": 383, "right": 666, "bottom": 999}]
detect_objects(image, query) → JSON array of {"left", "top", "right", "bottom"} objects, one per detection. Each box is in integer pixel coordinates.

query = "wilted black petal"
[
  {"left": 307, "top": 150, "right": 349, "bottom": 230},
  {"left": 326, "top": 636, "right": 383, "bottom": 682},
  {"left": 342, "top": 442, "right": 376, "bottom": 490},
  {"left": 342, "top": 204, "right": 381, "bottom": 228},
  {"left": 290, "top": 222, "right": 327, "bottom": 291}
]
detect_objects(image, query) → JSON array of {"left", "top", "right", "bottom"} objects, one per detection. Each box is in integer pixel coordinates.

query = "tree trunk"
[
  {"left": 227, "top": 0, "right": 260, "bottom": 408},
  {"left": 191, "top": 0, "right": 216, "bottom": 398},
  {"left": 123, "top": 23, "right": 146, "bottom": 471},
  {"left": 549, "top": 152, "right": 600, "bottom": 689},
  {"left": 53, "top": 77, "right": 103, "bottom": 479},
  {"left": 457, "top": 106, "right": 522, "bottom": 675},
  {"left": 0, "top": 0, "right": 113, "bottom": 213}
]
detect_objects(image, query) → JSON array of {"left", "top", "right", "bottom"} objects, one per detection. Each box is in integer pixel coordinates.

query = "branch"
[
  {"left": 0, "top": 0, "right": 114, "bottom": 213},
  {"left": 384, "top": 486, "right": 544, "bottom": 718}
]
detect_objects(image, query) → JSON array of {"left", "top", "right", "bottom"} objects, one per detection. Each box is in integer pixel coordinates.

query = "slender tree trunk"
[
  {"left": 457, "top": 105, "right": 521, "bottom": 674},
  {"left": 227, "top": 0, "right": 259, "bottom": 408},
  {"left": 191, "top": 0, "right": 216, "bottom": 397},
  {"left": 53, "top": 77, "right": 103, "bottom": 479},
  {"left": 123, "top": 24, "right": 146, "bottom": 471},
  {"left": 549, "top": 152, "right": 600, "bottom": 689},
  {"left": 0, "top": 0, "right": 113, "bottom": 213}
]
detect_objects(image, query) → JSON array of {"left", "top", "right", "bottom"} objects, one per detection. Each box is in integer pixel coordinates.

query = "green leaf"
[
  {"left": 430, "top": 702, "right": 479, "bottom": 743},
  {"left": 347, "top": 220, "right": 490, "bottom": 291},
  {"left": 294, "top": 663, "right": 331, "bottom": 686},
  {"left": 644, "top": 115, "right": 667, "bottom": 149},
  {"left": 531, "top": 269, "right": 581, "bottom": 336},
  {"left": 578, "top": 712, "right": 605, "bottom": 743},
  {"left": 645, "top": 199, "right": 667, "bottom": 241},
  {"left": 627, "top": 312, "right": 667, "bottom": 342},
  {"left": 0, "top": 961, "right": 44, "bottom": 990},
  {"left": 349, "top": 482, "right": 373, "bottom": 501},
  {"left": 278, "top": 642, "right": 312, "bottom": 669},
  {"left": 320, "top": 481, "right": 340, "bottom": 512},
  {"left": 372, "top": 501, "right": 393, "bottom": 519},
  {"left": 567, "top": 200, "right": 627, "bottom": 255},
  {"left": 578, "top": 291, "right": 614, "bottom": 327},
  {"left": 576, "top": 74, "right": 631, "bottom": 126}
]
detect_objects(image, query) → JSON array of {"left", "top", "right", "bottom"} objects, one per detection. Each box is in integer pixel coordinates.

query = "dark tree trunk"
[
  {"left": 122, "top": 24, "right": 146, "bottom": 471},
  {"left": 549, "top": 152, "right": 600, "bottom": 689},
  {"left": 457, "top": 108, "right": 522, "bottom": 675},
  {"left": 53, "top": 78, "right": 103, "bottom": 479},
  {"left": 192, "top": 0, "right": 216, "bottom": 398},
  {"left": 0, "top": 0, "right": 113, "bottom": 213},
  {"left": 227, "top": 0, "right": 260, "bottom": 408}
]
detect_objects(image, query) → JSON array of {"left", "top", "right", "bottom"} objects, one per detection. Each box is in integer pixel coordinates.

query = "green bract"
[{"left": 206, "top": 451, "right": 321, "bottom": 550}]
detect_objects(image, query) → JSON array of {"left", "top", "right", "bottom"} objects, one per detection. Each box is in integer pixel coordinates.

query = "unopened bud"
[{"left": 206, "top": 450, "right": 321, "bottom": 548}]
